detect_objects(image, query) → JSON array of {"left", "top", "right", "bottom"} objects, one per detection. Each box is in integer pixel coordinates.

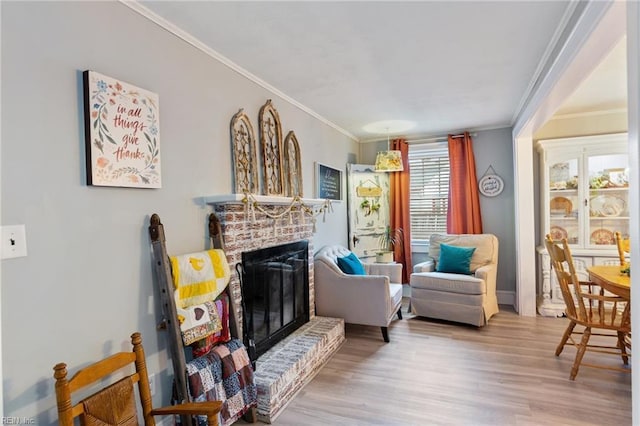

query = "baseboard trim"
[
  {"left": 402, "top": 285, "right": 411, "bottom": 297},
  {"left": 497, "top": 290, "right": 516, "bottom": 308}
]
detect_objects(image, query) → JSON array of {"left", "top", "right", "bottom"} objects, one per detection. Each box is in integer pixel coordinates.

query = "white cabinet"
[{"left": 536, "top": 133, "right": 629, "bottom": 316}]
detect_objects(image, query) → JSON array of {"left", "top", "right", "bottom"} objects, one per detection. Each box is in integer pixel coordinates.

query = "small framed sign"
[
  {"left": 479, "top": 174, "right": 504, "bottom": 197},
  {"left": 83, "top": 70, "right": 161, "bottom": 188},
  {"left": 315, "top": 162, "right": 342, "bottom": 201}
]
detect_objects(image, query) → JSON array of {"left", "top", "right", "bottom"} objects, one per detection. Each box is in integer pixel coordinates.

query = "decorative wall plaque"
[
  {"left": 258, "top": 99, "right": 285, "bottom": 196},
  {"left": 284, "top": 130, "right": 303, "bottom": 197},
  {"left": 83, "top": 70, "right": 161, "bottom": 188},
  {"left": 478, "top": 174, "right": 504, "bottom": 197},
  {"left": 230, "top": 109, "right": 259, "bottom": 194},
  {"left": 478, "top": 165, "right": 504, "bottom": 197},
  {"left": 316, "top": 162, "right": 342, "bottom": 201}
]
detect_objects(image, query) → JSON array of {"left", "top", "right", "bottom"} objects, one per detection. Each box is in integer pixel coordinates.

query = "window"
[{"left": 409, "top": 142, "right": 450, "bottom": 242}]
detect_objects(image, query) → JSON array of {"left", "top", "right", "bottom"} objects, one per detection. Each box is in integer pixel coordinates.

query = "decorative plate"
[
  {"left": 550, "top": 225, "right": 568, "bottom": 241},
  {"left": 590, "top": 195, "right": 626, "bottom": 217},
  {"left": 591, "top": 228, "right": 615, "bottom": 245},
  {"left": 550, "top": 196, "right": 572, "bottom": 216}
]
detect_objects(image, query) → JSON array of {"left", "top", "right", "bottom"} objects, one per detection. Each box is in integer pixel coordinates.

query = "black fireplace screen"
[{"left": 240, "top": 240, "right": 309, "bottom": 361}]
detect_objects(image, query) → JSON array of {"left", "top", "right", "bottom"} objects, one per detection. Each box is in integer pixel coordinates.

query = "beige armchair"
[
  {"left": 410, "top": 234, "right": 499, "bottom": 327},
  {"left": 314, "top": 245, "right": 403, "bottom": 342}
]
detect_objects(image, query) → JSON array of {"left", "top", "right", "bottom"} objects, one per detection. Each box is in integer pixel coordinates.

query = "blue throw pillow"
[
  {"left": 436, "top": 243, "right": 476, "bottom": 275},
  {"left": 336, "top": 252, "right": 366, "bottom": 275}
]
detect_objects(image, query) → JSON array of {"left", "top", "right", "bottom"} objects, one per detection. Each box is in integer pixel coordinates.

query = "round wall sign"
[{"left": 478, "top": 174, "right": 504, "bottom": 197}]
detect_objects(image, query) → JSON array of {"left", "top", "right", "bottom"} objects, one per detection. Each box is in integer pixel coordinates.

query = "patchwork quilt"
[{"left": 186, "top": 339, "right": 257, "bottom": 426}]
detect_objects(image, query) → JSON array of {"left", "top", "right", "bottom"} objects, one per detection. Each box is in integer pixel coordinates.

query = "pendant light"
[{"left": 374, "top": 128, "right": 404, "bottom": 172}]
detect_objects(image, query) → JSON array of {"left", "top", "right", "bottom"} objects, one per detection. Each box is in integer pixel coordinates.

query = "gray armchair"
[
  {"left": 410, "top": 234, "right": 499, "bottom": 327},
  {"left": 314, "top": 245, "right": 403, "bottom": 342}
]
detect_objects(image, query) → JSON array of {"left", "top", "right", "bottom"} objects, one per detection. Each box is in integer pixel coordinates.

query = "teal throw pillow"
[
  {"left": 336, "top": 252, "right": 366, "bottom": 275},
  {"left": 436, "top": 243, "right": 476, "bottom": 275}
]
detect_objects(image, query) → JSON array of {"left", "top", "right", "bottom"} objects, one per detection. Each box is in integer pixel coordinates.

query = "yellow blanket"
[{"left": 170, "top": 249, "right": 230, "bottom": 308}]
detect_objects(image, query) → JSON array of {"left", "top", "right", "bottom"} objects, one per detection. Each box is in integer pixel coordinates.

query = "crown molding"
[
  {"left": 357, "top": 124, "right": 512, "bottom": 144},
  {"left": 119, "top": 1, "right": 359, "bottom": 142},
  {"left": 550, "top": 107, "right": 628, "bottom": 120}
]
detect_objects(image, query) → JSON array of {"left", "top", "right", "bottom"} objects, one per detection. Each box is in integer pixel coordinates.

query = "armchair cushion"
[
  {"left": 429, "top": 234, "right": 496, "bottom": 272},
  {"left": 436, "top": 244, "right": 476, "bottom": 275},
  {"left": 411, "top": 272, "right": 485, "bottom": 295},
  {"left": 336, "top": 252, "right": 366, "bottom": 275}
]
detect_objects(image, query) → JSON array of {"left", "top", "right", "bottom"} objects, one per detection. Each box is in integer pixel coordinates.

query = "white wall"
[
  {"left": 534, "top": 110, "right": 627, "bottom": 140},
  {"left": 0, "top": 2, "right": 354, "bottom": 422},
  {"left": 626, "top": 2, "right": 640, "bottom": 421}
]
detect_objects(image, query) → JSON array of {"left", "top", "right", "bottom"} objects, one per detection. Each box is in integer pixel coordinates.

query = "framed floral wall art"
[{"left": 83, "top": 70, "right": 161, "bottom": 188}]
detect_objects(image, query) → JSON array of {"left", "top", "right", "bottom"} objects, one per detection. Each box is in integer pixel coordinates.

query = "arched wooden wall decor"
[
  {"left": 230, "top": 109, "right": 259, "bottom": 194},
  {"left": 284, "top": 130, "right": 303, "bottom": 197},
  {"left": 258, "top": 99, "right": 285, "bottom": 196}
]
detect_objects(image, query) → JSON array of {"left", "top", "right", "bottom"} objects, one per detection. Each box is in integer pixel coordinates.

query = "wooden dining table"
[{"left": 587, "top": 264, "right": 630, "bottom": 300}]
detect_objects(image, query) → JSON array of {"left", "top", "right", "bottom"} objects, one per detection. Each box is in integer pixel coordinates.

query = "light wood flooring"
[{"left": 244, "top": 299, "right": 631, "bottom": 426}]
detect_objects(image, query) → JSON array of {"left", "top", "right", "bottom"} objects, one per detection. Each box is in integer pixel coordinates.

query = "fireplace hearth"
[
  {"left": 208, "top": 198, "right": 344, "bottom": 422},
  {"left": 240, "top": 240, "right": 310, "bottom": 362}
]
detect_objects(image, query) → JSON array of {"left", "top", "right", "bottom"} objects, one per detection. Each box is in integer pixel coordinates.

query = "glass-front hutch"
[{"left": 536, "top": 133, "right": 629, "bottom": 316}]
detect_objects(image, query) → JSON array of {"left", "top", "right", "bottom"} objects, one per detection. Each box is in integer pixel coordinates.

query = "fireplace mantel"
[{"left": 201, "top": 194, "right": 330, "bottom": 206}]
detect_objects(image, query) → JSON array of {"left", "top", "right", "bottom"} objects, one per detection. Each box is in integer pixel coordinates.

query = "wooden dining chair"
[
  {"left": 615, "top": 231, "right": 630, "bottom": 266},
  {"left": 54, "top": 332, "right": 222, "bottom": 425},
  {"left": 614, "top": 231, "right": 632, "bottom": 350},
  {"left": 544, "top": 234, "right": 631, "bottom": 380}
]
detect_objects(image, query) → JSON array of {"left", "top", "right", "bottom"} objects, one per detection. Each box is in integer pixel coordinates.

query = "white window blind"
[{"left": 409, "top": 142, "right": 450, "bottom": 241}]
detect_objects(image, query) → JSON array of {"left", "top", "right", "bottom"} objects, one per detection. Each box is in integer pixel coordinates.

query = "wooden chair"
[
  {"left": 544, "top": 234, "right": 631, "bottom": 380},
  {"left": 614, "top": 231, "right": 632, "bottom": 348},
  {"left": 615, "top": 231, "right": 630, "bottom": 266},
  {"left": 54, "top": 332, "right": 222, "bottom": 425}
]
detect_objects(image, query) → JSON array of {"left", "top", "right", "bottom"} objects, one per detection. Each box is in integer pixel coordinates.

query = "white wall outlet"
[
  {"left": 149, "top": 374, "right": 157, "bottom": 396},
  {"left": 1, "top": 225, "right": 27, "bottom": 259}
]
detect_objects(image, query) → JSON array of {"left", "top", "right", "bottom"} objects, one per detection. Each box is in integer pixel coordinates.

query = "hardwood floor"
[{"left": 247, "top": 299, "right": 631, "bottom": 426}]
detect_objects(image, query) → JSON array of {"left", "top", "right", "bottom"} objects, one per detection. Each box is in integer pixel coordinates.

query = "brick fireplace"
[{"left": 208, "top": 195, "right": 345, "bottom": 422}]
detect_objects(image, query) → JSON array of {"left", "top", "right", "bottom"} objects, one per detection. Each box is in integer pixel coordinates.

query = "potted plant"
[{"left": 376, "top": 226, "right": 403, "bottom": 263}]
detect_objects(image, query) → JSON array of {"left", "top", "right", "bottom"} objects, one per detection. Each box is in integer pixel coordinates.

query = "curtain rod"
[{"left": 405, "top": 132, "right": 477, "bottom": 145}]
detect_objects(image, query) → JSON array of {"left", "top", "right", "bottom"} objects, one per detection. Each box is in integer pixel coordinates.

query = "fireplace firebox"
[{"left": 240, "top": 240, "right": 310, "bottom": 362}]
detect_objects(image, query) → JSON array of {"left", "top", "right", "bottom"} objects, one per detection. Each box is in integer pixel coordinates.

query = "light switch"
[{"left": 1, "top": 225, "right": 27, "bottom": 259}]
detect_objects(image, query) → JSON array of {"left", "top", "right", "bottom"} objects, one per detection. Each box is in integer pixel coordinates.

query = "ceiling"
[
  {"left": 555, "top": 36, "right": 627, "bottom": 116},
  {"left": 137, "top": 1, "right": 624, "bottom": 141}
]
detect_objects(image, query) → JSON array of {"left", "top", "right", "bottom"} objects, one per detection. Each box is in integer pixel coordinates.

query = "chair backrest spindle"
[
  {"left": 544, "top": 235, "right": 585, "bottom": 321},
  {"left": 615, "top": 231, "right": 630, "bottom": 266}
]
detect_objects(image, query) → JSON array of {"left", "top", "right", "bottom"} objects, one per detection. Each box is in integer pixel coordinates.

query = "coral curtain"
[
  {"left": 447, "top": 132, "right": 483, "bottom": 234},
  {"left": 390, "top": 138, "right": 413, "bottom": 284}
]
